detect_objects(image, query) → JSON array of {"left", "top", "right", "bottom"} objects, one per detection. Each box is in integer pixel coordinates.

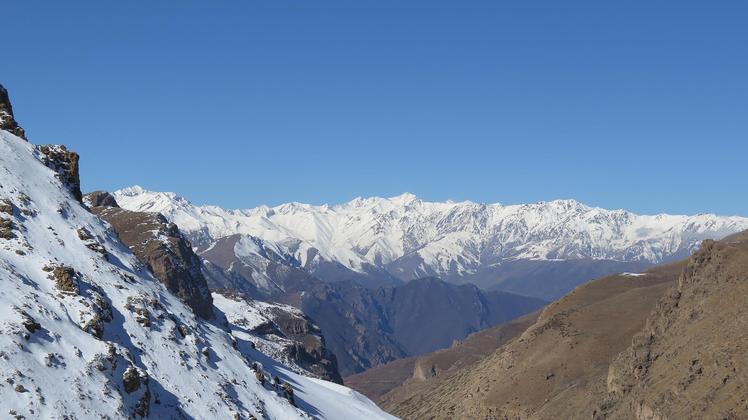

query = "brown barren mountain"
[
  {"left": 383, "top": 230, "right": 748, "bottom": 419},
  {"left": 601, "top": 231, "right": 748, "bottom": 419},
  {"left": 384, "top": 255, "right": 685, "bottom": 418}
]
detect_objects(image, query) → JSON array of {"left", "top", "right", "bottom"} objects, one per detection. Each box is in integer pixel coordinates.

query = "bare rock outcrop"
[
  {"left": 36, "top": 145, "right": 82, "bottom": 202},
  {"left": 85, "top": 192, "right": 214, "bottom": 319},
  {"left": 1, "top": 85, "right": 81, "bottom": 201},
  {"left": 0, "top": 84, "right": 26, "bottom": 140},
  {"left": 84, "top": 190, "right": 119, "bottom": 208}
]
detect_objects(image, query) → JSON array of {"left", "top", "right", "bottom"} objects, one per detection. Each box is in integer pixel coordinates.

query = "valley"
[{"left": 2, "top": 81, "right": 747, "bottom": 419}]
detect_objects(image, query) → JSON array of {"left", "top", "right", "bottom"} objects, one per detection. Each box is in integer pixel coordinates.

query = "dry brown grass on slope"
[
  {"left": 346, "top": 312, "right": 539, "bottom": 403},
  {"left": 601, "top": 231, "right": 748, "bottom": 419},
  {"left": 386, "top": 260, "right": 684, "bottom": 419}
]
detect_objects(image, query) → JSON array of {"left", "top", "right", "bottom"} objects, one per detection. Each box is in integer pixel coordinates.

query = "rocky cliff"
[
  {"left": 85, "top": 191, "right": 347, "bottom": 383},
  {"left": 0, "top": 120, "right": 393, "bottom": 419},
  {"left": 0, "top": 85, "right": 389, "bottom": 419},
  {"left": 37, "top": 144, "right": 82, "bottom": 201}
]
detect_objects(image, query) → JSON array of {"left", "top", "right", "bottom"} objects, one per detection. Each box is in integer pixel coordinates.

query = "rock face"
[
  {"left": 86, "top": 193, "right": 347, "bottom": 382},
  {"left": 0, "top": 84, "right": 26, "bottom": 140},
  {"left": 37, "top": 144, "right": 82, "bottom": 201},
  {"left": 85, "top": 191, "right": 214, "bottom": 319},
  {"left": 270, "top": 310, "right": 341, "bottom": 381},
  {"left": 0, "top": 86, "right": 80, "bottom": 200},
  {"left": 0, "top": 85, "right": 82, "bottom": 201},
  {"left": 85, "top": 190, "right": 119, "bottom": 208}
]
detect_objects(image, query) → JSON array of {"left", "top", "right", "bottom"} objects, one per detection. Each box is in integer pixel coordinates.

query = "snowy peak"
[
  {"left": 387, "top": 192, "right": 420, "bottom": 205},
  {"left": 115, "top": 185, "right": 191, "bottom": 211},
  {"left": 113, "top": 186, "right": 748, "bottom": 285}
]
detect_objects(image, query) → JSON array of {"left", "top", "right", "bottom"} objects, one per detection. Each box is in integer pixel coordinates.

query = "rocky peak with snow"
[
  {"left": 0, "top": 84, "right": 25, "bottom": 140},
  {"left": 37, "top": 144, "right": 82, "bottom": 201},
  {"left": 84, "top": 190, "right": 120, "bottom": 208}
]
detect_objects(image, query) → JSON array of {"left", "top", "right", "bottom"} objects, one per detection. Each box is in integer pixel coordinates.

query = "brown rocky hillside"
[
  {"left": 601, "top": 231, "right": 748, "bottom": 419},
  {"left": 85, "top": 191, "right": 214, "bottom": 319},
  {"left": 385, "top": 256, "right": 685, "bottom": 418},
  {"left": 384, "top": 231, "right": 748, "bottom": 419}
]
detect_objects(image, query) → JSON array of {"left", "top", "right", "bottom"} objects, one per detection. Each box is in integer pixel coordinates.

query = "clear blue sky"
[{"left": 4, "top": 1, "right": 747, "bottom": 214}]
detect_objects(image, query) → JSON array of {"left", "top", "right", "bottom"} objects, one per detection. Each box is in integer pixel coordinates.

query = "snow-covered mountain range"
[
  {"left": 0, "top": 126, "right": 393, "bottom": 418},
  {"left": 113, "top": 186, "right": 748, "bottom": 298}
]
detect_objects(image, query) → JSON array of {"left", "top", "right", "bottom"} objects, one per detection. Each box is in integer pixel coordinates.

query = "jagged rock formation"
[
  {"left": 36, "top": 144, "right": 82, "bottom": 201},
  {"left": 84, "top": 191, "right": 214, "bottom": 319},
  {"left": 0, "top": 84, "right": 25, "bottom": 139},
  {"left": 1, "top": 84, "right": 82, "bottom": 202},
  {"left": 85, "top": 190, "right": 120, "bottom": 208}
]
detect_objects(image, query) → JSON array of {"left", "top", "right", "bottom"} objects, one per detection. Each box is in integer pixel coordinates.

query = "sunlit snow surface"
[{"left": 0, "top": 131, "right": 395, "bottom": 419}]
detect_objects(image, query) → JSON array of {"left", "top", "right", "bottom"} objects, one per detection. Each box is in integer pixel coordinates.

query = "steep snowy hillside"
[
  {"left": 212, "top": 290, "right": 343, "bottom": 384},
  {"left": 114, "top": 186, "right": 748, "bottom": 296},
  {"left": 0, "top": 130, "right": 394, "bottom": 419}
]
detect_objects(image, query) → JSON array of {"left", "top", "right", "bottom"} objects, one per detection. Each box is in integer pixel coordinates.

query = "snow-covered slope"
[
  {"left": 114, "top": 186, "right": 748, "bottom": 283},
  {"left": 0, "top": 130, "right": 394, "bottom": 419},
  {"left": 211, "top": 290, "right": 343, "bottom": 383}
]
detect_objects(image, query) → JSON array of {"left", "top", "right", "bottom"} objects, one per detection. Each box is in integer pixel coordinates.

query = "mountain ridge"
[{"left": 112, "top": 185, "right": 748, "bottom": 299}]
